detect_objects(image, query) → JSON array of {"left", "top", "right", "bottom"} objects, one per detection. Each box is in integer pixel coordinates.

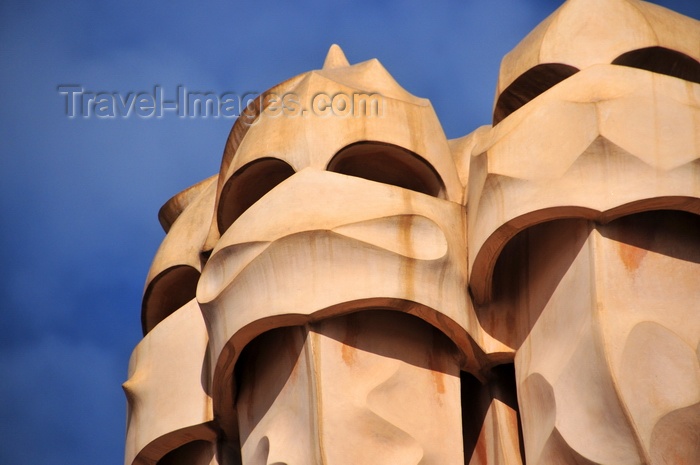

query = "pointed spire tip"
[{"left": 323, "top": 44, "right": 350, "bottom": 69}]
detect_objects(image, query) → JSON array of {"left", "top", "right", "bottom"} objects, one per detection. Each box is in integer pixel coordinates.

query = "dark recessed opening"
[
  {"left": 141, "top": 265, "right": 200, "bottom": 334},
  {"left": 612, "top": 46, "right": 700, "bottom": 84},
  {"left": 157, "top": 440, "right": 215, "bottom": 465},
  {"left": 493, "top": 63, "right": 579, "bottom": 125},
  {"left": 217, "top": 158, "right": 295, "bottom": 234},
  {"left": 327, "top": 141, "right": 445, "bottom": 198},
  {"left": 461, "top": 363, "right": 525, "bottom": 463}
]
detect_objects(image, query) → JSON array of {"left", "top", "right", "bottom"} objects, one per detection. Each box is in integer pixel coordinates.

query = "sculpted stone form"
[{"left": 124, "top": 1, "right": 700, "bottom": 463}]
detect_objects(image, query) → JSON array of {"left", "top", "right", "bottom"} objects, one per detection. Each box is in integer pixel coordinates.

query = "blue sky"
[{"left": 1, "top": 1, "right": 698, "bottom": 464}]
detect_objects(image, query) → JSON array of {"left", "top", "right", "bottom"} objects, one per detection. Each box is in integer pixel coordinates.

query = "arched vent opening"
[
  {"left": 327, "top": 141, "right": 445, "bottom": 198},
  {"left": 493, "top": 63, "right": 579, "bottom": 125},
  {"left": 217, "top": 158, "right": 295, "bottom": 234},
  {"left": 612, "top": 46, "right": 700, "bottom": 84},
  {"left": 141, "top": 265, "right": 200, "bottom": 334},
  {"left": 156, "top": 440, "right": 215, "bottom": 465},
  {"left": 475, "top": 218, "right": 591, "bottom": 346}
]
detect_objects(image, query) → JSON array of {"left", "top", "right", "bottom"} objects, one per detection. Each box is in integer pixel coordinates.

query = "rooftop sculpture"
[{"left": 123, "top": 0, "right": 700, "bottom": 463}]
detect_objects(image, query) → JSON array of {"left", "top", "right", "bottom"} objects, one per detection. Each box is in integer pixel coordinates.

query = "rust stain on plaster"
[
  {"left": 428, "top": 336, "right": 447, "bottom": 396},
  {"left": 618, "top": 241, "right": 647, "bottom": 272},
  {"left": 432, "top": 370, "right": 446, "bottom": 395},
  {"left": 341, "top": 323, "right": 359, "bottom": 366}
]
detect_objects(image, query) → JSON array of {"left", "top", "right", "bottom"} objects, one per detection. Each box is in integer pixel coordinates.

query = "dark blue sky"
[{"left": 1, "top": 1, "right": 698, "bottom": 464}]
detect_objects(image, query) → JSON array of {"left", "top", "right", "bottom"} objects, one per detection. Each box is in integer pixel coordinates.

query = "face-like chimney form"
[{"left": 124, "top": 1, "right": 700, "bottom": 464}]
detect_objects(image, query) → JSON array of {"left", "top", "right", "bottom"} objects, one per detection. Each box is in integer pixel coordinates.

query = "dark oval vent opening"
[
  {"left": 142, "top": 265, "right": 201, "bottom": 334},
  {"left": 612, "top": 46, "right": 700, "bottom": 84},
  {"left": 217, "top": 158, "right": 295, "bottom": 234},
  {"left": 493, "top": 63, "right": 580, "bottom": 125},
  {"left": 327, "top": 141, "right": 445, "bottom": 198}
]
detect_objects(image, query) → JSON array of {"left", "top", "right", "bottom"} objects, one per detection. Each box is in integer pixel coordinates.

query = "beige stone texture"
[
  {"left": 479, "top": 213, "right": 700, "bottom": 464},
  {"left": 236, "top": 312, "right": 464, "bottom": 465},
  {"left": 142, "top": 176, "right": 217, "bottom": 333},
  {"left": 468, "top": 63, "right": 700, "bottom": 304},
  {"left": 496, "top": 0, "right": 700, "bottom": 97},
  {"left": 123, "top": 299, "right": 217, "bottom": 465},
  {"left": 124, "top": 0, "right": 700, "bottom": 463}
]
